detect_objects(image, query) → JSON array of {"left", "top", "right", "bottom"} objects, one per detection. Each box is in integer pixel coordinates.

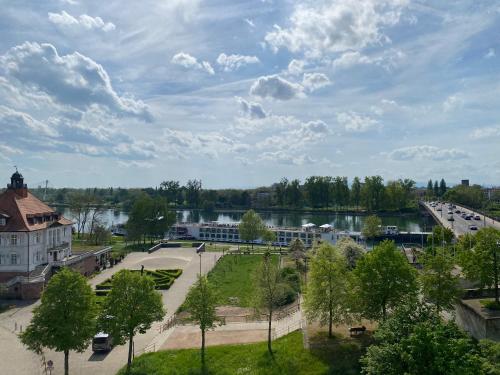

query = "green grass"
[
  {"left": 118, "top": 331, "right": 331, "bottom": 375},
  {"left": 202, "top": 254, "right": 277, "bottom": 308},
  {"left": 480, "top": 299, "right": 500, "bottom": 310}
]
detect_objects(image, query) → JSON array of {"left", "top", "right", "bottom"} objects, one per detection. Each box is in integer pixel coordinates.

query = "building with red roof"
[{"left": 0, "top": 171, "right": 72, "bottom": 282}]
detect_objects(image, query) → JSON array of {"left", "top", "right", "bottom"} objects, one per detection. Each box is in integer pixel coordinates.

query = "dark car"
[
  {"left": 92, "top": 332, "right": 113, "bottom": 352},
  {"left": 469, "top": 225, "right": 478, "bottom": 231}
]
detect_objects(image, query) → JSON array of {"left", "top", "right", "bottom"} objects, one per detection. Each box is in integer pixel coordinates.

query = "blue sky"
[{"left": 0, "top": 0, "right": 499, "bottom": 188}]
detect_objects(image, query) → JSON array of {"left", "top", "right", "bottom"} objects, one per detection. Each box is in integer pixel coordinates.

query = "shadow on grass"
[{"left": 308, "top": 331, "right": 374, "bottom": 375}]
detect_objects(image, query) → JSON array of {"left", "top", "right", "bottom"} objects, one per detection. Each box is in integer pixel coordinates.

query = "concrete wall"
[{"left": 455, "top": 300, "right": 500, "bottom": 341}]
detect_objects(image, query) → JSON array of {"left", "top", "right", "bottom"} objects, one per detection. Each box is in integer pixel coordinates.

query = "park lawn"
[
  {"left": 118, "top": 331, "right": 330, "bottom": 375},
  {"left": 206, "top": 254, "right": 277, "bottom": 307}
]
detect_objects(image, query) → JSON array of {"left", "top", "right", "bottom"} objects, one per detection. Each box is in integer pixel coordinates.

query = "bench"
[{"left": 349, "top": 325, "right": 366, "bottom": 336}]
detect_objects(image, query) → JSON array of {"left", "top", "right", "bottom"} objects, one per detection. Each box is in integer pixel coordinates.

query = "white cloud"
[
  {"left": 337, "top": 111, "right": 378, "bottom": 132},
  {"left": 265, "top": 0, "right": 408, "bottom": 58},
  {"left": 250, "top": 75, "right": 304, "bottom": 100},
  {"left": 236, "top": 97, "right": 267, "bottom": 119},
  {"left": 388, "top": 145, "right": 469, "bottom": 161},
  {"left": 216, "top": 53, "right": 259, "bottom": 71},
  {"left": 48, "top": 11, "right": 115, "bottom": 32},
  {"left": 443, "top": 94, "right": 464, "bottom": 112},
  {"left": 287, "top": 59, "right": 305, "bottom": 75},
  {"left": 259, "top": 151, "right": 316, "bottom": 165},
  {"left": 163, "top": 128, "right": 248, "bottom": 159},
  {"left": 257, "top": 119, "right": 329, "bottom": 150},
  {"left": 470, "top": 125, "right": 500, "bottom": 139},
  {"left": 484, "top": 48, "right": 495, "bottom": 59},
  {"left": 1, "top": 42, "right": 152, "bottom": 121},
  {"left": 244, "top": 18, "right": 255, "bottom": 28},
  {"left": 171, "top": 52, "right": 214, "bottom": 75},
  {"left": 301, "top": 73, "right": 331, "bottom": 92},
  {"left": 332, "top": 49, "right": 405, "bottom": 71}
]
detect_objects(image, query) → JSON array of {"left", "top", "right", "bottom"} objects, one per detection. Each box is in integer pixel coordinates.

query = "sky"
[{"left": 0, "top": 0, "right": 499, "bottom": 188}]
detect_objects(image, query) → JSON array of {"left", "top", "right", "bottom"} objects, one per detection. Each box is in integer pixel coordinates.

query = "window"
[
  {"left": 35, "top": 232, "right": 41, "bottom": 244},
  {"left": 10, "top": 235, "right": 17, "bottom": 246},
  {"left": 0, "top": 218, "right": 5, "bottom": 226},
  {"left": 63, "top": 227, "right": 67, "bottom": 237},
  {"left": 11, "top": 253, "right": 18, "bottom": 265}
]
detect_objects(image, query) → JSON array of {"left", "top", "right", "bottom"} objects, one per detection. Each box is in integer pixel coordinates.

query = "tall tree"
[
  {"left": 426, "top": 179, "right": 434, "bottom": 199},
  {"left": 420, "top": 248, "right": 461, "bottom": 312},
  {"left": 433, "top": 180, "right": 439, "bottom": 198},
  {"left": 439, "top": 178, "right": 447, "bottom": 197},
  {"left": 254, "top": 251, "right": 283, "bottom": 355},
  {"left": 100, "top": 270, "right": 165, "bottom": 373},
  {"left": 458, "top": 227, "right": 500, "bottom": 304},
  {"left": 337, "top": 237, "right": 365, "bottom": 270},
  {"left": 289, "top": 238, "right": 306, "bottom": 269},
  {"left": 304, "top": 243, "right": 353, "bottom": 337},
  {"left": 361, "top": 176, "right": 386, "bottom": 211},
  {"left": 275, "top": 177, "right": 289, "bottom": 207},
  {"left": 362, "top": 215, "right": 382, "bottom": 247},
  {"left": 262, "top": 229, "right": 276, "bottom": 250},
  {"left": 351, "top": 177, "right": 361, "bottom": 209},
  {"left": 159, "top": 180, "right": 181, "bottom": 204},
  {"left": 352, "top": 240, "right": 417, "bottom": 321},
  {"left": 286, "top": 179, "right": 303, "bottom": 208},
  {"left": 238, "top": 210, "right": 266, "bottom": 249},
  {"left": 186, "top": 179, "right": 202, "bottom": 207},
  {"left": 184, "top": 275, "right": 222, "bottom": 372},
  {"left": 20, "top": 268, "right": 98, "bottom": 375}
]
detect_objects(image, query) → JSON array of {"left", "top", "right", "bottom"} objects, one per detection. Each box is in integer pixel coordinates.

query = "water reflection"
[{"left": 61, "top": 208, "right": 435, "bottom": 232}]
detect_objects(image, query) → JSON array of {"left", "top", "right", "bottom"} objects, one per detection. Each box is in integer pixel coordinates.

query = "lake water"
[{"left": 62, "top": 208, "right": 435, "bottom": 233}]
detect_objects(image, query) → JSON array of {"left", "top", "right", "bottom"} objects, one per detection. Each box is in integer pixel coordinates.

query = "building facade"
[{"left": 0, "top": 172, "right": 72, "bottom": 282}]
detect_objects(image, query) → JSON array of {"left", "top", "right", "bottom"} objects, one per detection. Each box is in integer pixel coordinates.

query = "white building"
[{"left": 0, "top": 172, "right": 73, "bottom": 282}]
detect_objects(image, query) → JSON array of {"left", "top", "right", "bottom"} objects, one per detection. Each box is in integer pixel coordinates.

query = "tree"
[
  {"left": 361, "top": 176, "right": 386, "bottom": 211},
  {"left": 289, "top": 238, "right": 306, "bottom": 269},
  {"left": 20, "top": 268, "right": 98, "bottom": 375},
  {"left": 427, "top": 226, "right": 454, "bottom": 249},
  {"left": 184, "top": 275, "right": 222, "bottom": 372},
  {"left": 439, "top": 178, "right": 447, "bottom": 197},
  {"left": 459, "top": 227, "right": 500, "bottom": 304},
  {"left": 275, "top": 177, "right": 288, "bottom": 207},
  {"left": 186, "top": 179, "right": 202, "bottom": 207},
  {"left": 254, "top": 251, "right": 284, "bottom": 355},
  {"left": 426, "top": 179, "right": 434, "bottom": 199},
  {"left": 362, "top": 215, "right": 382, "bottom": 247},
  {"left": 360, "top": 302, "right": 482, "bottom": 375},
  {"left": 100, "top": 270, "right": 165, "bottom": 373},
  {"left": 262, "top": 229, "right": 276, "bottom": 250},
  {"left": 238, "top": 210, "right": 266, "bottom": 249},
  {"left": 352, "top": 240, "right": 417, "bottom": 321},
  {"left": 68, "top": 192, "right": 93, "bottom": 238},
  {"left": 351, "top": 177, "right": 361, "bottom": 208},
  {"left": 433, "top": 180, "right": 439, "bottom": 198},
  {"left": 286, "top": 179, "right": 303, "bottom": 208},
  {"left": 337, "top": 237, "right": 365, "bottom": 270},
  {"left": 304, "top": 243, "right": 353, "bottom": 338},
  {"left": 159, "top": 180, "right": 181, "bottom": 204},
  {"left": 420, "top": 248, "right": 461, "bottom": 312}
]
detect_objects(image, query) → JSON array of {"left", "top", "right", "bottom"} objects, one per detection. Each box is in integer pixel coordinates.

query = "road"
[
  {"left": 0, "top": 247, "right": 222, "bottom": 375},
  {"left": 423, "top": 201, "right": 499, "bottom": 237}
]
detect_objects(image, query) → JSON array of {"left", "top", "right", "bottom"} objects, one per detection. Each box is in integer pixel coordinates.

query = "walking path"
[{"left": 0, "top": 247, "right": 222, "bottom": 375}]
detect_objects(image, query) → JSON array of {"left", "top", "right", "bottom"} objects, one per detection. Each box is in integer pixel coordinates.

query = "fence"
[{"left": 272, "top": 319, "right": 304, "bottom": 340}]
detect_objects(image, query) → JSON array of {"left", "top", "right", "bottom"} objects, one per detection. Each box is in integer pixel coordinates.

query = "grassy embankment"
[{"left": 117, "top": 330, "right": 369, "bottom": 375}]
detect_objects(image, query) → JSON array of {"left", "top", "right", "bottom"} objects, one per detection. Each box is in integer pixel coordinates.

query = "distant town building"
[
  {"left": 461, "top": 179, "right": 470, "bottom": 187},
  {"left": 0, "top": 171, "right": 72, "bottom": 283}
]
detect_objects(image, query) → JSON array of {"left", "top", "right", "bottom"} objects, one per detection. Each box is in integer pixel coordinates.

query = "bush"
[
  {"left": 481, "top": 300, "right": 500, "bottom": 310},
  {"left": 281, "top": 267, "right": 301, "bottom": 293},
  {"left": 279, "top": 284, "right": 298, "bottom": 306}
]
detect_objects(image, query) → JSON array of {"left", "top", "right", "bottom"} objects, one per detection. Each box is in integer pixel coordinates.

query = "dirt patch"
[{"left": 161, "top": 326, "right": 268, "bottom": 350}]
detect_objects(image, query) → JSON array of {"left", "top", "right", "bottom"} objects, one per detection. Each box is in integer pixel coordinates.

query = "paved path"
[{"left": 0, "top": 248, "right": 222, "bottom": 375}]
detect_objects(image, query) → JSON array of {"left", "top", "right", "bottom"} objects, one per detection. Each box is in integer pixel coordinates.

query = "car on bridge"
[
  {"left": 474, "top": 215, "right": 481, "bottom": 220},
  {"left": 469, "top": 225, "right": 478, "bottom": 231},
  {"left": 447, "top": 215, "right": 454, "bottom": 221}
]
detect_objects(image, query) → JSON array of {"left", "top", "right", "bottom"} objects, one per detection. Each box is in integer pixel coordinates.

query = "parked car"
[
  {"left": 437, "top": 207, "right": 442, "bottom": 211},
  {"left": 461, "top": 213, "right": 467, "bottom": 218},
  {"left": 447, "top": 215, "right": 454, "bottom": 221},
  {"left": 474, "top": 215, "right": 481, "bottom": 220},
  {"left": 465, "top": 215, "right": 472, "bottom": 220},
  {"left": 469, "top": 225, "right": 478, "bottom": 231},
  {"left": 92, "top": 332, "right": 113, "bottom": 352},
  {"left": 455, "top": 209, "right": 461, "bottom": 214}
]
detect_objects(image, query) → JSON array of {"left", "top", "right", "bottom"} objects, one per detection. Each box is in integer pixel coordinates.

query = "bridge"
[{"left": 421, "top": 201, "right": 500, "bottom": 238}]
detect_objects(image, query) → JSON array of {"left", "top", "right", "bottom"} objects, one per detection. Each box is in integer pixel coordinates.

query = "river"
[{"left": 61, "top": 208, "right": 435, "bottom": 233}]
